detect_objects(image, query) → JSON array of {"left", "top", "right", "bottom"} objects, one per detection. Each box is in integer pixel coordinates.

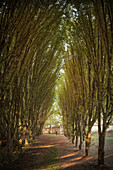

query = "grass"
[
  {"left": 43, "top": 146, "right": 60, "bottom": 170},
  {"left": 91, "top": 135, "right": 113, "bottom": 147},
  {"left": 106, "top": 137, "right": 113, "bottom": 141},
  {"left": 107, "top": 130, "right": 113, "bottom": 133},
  {"left": 45, "top": 134, "right": 64, "bottom": 137},
  {"left": 105, "top": 137, "right": 113, "bottom": 145}
]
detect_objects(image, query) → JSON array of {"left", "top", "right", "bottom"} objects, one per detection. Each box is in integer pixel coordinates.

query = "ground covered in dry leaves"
[{"left": 5, "top": 132, "right": 113, "bottom": 170}]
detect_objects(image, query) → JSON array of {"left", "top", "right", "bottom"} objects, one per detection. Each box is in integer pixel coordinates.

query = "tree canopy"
[{"left": 0, "top": 0, "right": 113, "bottom": 167}]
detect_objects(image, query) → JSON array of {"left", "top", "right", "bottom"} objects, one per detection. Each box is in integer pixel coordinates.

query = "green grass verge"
[
  {"left": 91, "top": 136, "right": 113, "bottom": 146},
  {"left": 45, "top": 134, "right": 64, "bottom": 137},
  {"left": 43, "top": 146, "right": 60, "bottom": 170},
  {"left": 105, "top": 137, "right": 113, "bottom": 144}
]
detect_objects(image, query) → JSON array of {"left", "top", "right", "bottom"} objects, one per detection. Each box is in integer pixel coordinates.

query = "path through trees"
[
  {"left": 5, "top": 134, "right": 113, "bottom": 170},
  {"left": 0, "top": 0, "right": 113, "bottom": 168}
]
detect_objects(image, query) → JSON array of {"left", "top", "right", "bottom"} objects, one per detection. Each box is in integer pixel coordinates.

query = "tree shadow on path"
[
  {"left": 3, "top": 134, "right": 113, "bottom": 170},
  {"left": 4, "top": 138, "right": 54, "bottom": 170}
]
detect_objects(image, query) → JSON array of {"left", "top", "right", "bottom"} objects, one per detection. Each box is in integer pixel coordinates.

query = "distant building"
[
  {"left": 43, "top": 123, "right": 113, "bottom": 134},
  {"left": 43, "top": 125, "right": 64, "bottom": 134}
]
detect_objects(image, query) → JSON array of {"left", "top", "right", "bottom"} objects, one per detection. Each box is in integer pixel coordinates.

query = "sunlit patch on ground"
[
  {"left": 60, "top": 155, "right": 92, "bottom": 169},
  {"left": 37, "top": 145, "right": 55, "bottom": 148},
  {"left": 6, "top": 134, "right": 113, "bottom": 170},
  {"left": 59, "top": 152, "right": 80, "bottom": 159},
  {"left": 105, "top": 154, "right": 113, "bottom": 158}
]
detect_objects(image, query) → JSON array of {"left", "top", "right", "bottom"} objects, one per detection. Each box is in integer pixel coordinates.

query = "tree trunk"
[
  {"left": 75, "top": 135, "right": 78, "bottom": 147},
  {"left": 98, "top": 113, "right": 106, "bottom": 165},
  {"left": 72, "top": 135, "right": 75, "bottom": 144},
  {"left": 72, "top": 120, "right": 75, "bottom": 144},
  {"left": 79, "top": 130, "right": 82, "bottom": 150},
  {"left": 8, "top": 125, "right": 13, "bottom": 153},
  {"left": 85, "top": 131, "right": 91, "bottom": 156},
  {"left": 98, "top": 131, "right": 105, "bottom": 165},
  {"left": 49, "top": 125, "right": 51, "bottom": 134}
]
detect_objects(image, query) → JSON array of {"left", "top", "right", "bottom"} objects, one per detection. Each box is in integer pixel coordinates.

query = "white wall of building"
[{"left": 92, "top": 125, "right": 113, "bottom": 132}]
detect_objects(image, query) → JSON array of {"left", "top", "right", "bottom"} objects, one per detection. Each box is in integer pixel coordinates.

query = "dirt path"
[{"left": 6, "top": 134, "right": 113, "bottom": 170}]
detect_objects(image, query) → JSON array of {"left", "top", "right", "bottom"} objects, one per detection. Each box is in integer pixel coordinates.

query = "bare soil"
[{"left": 4, "top": 132, "right": 113, "bottom": 170}]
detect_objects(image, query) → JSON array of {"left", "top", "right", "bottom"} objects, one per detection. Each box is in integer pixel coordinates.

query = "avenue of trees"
[
  {"left": 58, "top": 0, "right": 113, "bottom": 165},
  {"left": 0, "top": 0, "right": 113, "bottom": 167}
]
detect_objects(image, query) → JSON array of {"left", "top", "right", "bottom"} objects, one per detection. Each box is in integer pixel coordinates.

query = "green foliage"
[{"left": 45, "top": 113, "right": 62, "bottom": 127}]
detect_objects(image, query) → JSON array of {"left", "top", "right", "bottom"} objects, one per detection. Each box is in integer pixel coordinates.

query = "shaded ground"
[{"left": 4, "top": 133, "right": 113, "bottom": 170}]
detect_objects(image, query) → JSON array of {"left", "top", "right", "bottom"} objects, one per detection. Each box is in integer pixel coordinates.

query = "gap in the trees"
[{"left": 43, "top": 112, "right": 63, "bottom": 135}]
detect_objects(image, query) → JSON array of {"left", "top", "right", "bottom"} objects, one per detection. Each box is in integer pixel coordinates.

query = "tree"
[
  {"left": 0, "top": 0, "right": 65, "bottom": 153},
  {"left": 58, "top": 0, "right": 113, "bottom": 164}
]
